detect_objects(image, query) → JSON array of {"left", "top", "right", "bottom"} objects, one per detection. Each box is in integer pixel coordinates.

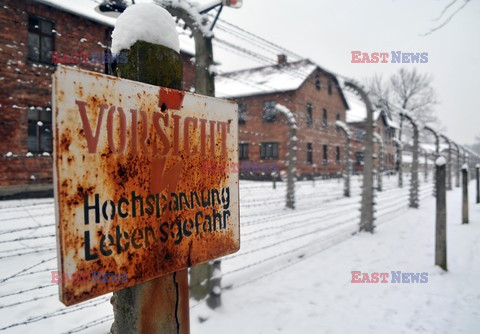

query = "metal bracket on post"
[
  {"left": 275, "top": 104, "right": 297, "bottom": 209},
  {"left": 344, "top": 81, "right": 375, "bottom": 233},
  {"left": 336, "top": 121, "right": 351, "bottom": 197}
]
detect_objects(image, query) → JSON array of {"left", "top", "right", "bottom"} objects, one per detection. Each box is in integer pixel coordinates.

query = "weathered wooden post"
[
  {"left": 275, "top": 104, "right": 297, "bottom": 209},
  {"left": 344, "top": 81, "right": 375, "bottom": 232},
  {"left": 336, "top": 120, "right": 351, "bottom": 197},
  {"left": 462, "top": 164, "right": 469, "bottom": 224},
  {"left": 435, "top": 156, "right": 447, "bottom": 271},
  {"left": 110, "top": 6, "right": 189, "bottom": 333},
  {"left": 476, "top": 164, "right": 480, "bottom": 204}
]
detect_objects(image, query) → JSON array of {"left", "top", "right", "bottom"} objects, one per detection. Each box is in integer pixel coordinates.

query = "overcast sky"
[{"left": 212, "top": 0, "right": 480, "bottom": 145}]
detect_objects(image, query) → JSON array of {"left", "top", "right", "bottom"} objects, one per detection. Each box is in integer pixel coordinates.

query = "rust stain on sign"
[{"left": 52, "top": 66, "right": 239, "bottom": 306}]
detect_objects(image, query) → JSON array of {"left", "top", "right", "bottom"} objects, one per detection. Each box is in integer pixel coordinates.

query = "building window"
[
  {"left": 328, "top": 80, "right": 333, "bottom": 96},
  {"left": 355, "top": 152, "right": 365, "bottom": 166},
  {"left": 28, "top": 107, "right": 52, "bottom": 153},
  {"left": 238, "top": 103, "right": 247, "bottom": 124},
  {"left": 28, "top": 16, "right": 54, "bottom": 64},
  {"left": 260, "top": 142, "right": 278, "bottom": 159},
  {"left": 355, "top": 129, "right": 365, "bottom": 141},
  {"left": 239, "top": 143, "right": 249, "bottom": 160},
  {"left": 323, "top": 145, "right": 328, "bottom": 164},
  {"left": 306, "top": 103, "right": 313, "bottom": 127},
  {"left": 315, "top": 79, "right": 321, "bottom": 91},
  {"left": 263, "top": 101, "right": 276, "bottom": 123},
  {"left": 322, "top": 108, "right": 328, "bottom": 128},
  {"left": 336, "top": 146, "right": 341, "bottom": 163},
  {"left": 307, "top": 143, "right": 313, "bottom": 164}
]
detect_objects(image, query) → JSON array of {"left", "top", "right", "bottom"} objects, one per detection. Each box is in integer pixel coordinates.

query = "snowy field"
[{"left": 0, "top": 175, "right": 478, "bottom": 333}]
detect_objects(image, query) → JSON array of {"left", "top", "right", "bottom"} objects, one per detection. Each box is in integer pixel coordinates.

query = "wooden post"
[
  {"left": 435, "top": 157, "right": 447, "bottom": 271},
  {"left": 409, "top": 125, "right": 419, "bottom": 208},
  {"left": 111, "top": 41, "right": 190, "bottom": 334},
  {"left": 462, "top": 165, "right": 469, "bottom": 224}
]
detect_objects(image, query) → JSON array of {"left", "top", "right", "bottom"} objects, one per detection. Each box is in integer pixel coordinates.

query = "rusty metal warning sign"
[{"left": 52, "top": 66, "right": 239, "bottom": 306}]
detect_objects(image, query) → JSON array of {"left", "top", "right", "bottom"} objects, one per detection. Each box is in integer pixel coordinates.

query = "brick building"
[
  {"left": 348, "top": 109, "right": 399, "bottom": 174},
  {"left": 215, "top": 56, "right": 351, "bottom": 179},
  {"left": 0, "top": 0, "right": 196, "bottom": 198}
]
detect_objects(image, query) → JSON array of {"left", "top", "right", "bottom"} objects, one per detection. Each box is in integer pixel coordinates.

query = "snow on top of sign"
[
  {"left": 215, "top": 60, "right": 317, "bottom": 98},
  {"left": 436, "top": 156, "right": 446, "bottom": 167},
  {"left": 112, "top": 3, "right": 179, "bottom": 54}
]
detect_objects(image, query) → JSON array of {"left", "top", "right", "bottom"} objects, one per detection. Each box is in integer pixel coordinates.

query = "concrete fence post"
[
  {"left": 435, "top": 157, "right": 447, "bottom": 271},
  {"left": 476, "top": 164, "right": 480, "bottom": 204},
  {"left": 399, "top": 111, "right": 419, "bottom": 208},
  {"left": 374, "top": 133, "right": 383, "bottom": 192},
  {"left": 424, "top": 151, "right": 429, "bottom": 182},
  {"left": 452, "top": 142, "right": 461, "bottom": 188},
  {"left": 111, "top": 16, "right": 189, "bottom": 334},
  {"left": 275, "top": 104, "right": 297, "bottom": 209},
  {"left": 336, "top": 121, "right": 351, "bottom": 197},
  {"left": 397, "top": 115, "right": 404, "bottom": 188},
  {"left": 462, "top": 165, "right": 469, "bottom": 224},
  {"left": 344, "top": 81, "right": 375, "bottom": 233},
  {"left": 440, "top": 135, "right": 452, "bottom": 191},
  {"left": 424, "top": 126, "right": 440, "bottom": 197}
]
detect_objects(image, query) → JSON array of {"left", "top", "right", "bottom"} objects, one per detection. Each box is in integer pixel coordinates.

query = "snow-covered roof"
[
  {"left": 345, "top": 95, "right": 399, "bottom": 129},
  {"left": 215, "top": 59, "right": 317, "bottom": 98}
]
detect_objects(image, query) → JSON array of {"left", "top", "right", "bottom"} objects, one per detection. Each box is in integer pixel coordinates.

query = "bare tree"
[
  {"left": 366, "top": 68, "right": 440, "bottom": 127},
  {"left": 422, "top": 0, "right": 472, "bottom": 36},
  {"left": 390, "top": 68, "right": 439, "bottom": 127}
]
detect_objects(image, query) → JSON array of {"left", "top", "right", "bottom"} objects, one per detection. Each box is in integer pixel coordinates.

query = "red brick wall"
[
  {"left": 236, "top": 69, "right": 350, "bottom": 178},
  {"left": 0, "top": 0, "right": 196, "bottom": 187}
]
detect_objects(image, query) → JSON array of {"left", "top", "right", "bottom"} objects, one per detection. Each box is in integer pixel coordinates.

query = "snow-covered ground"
[{"left": 0, "top": 175, "right": 478, "bottom": 333}]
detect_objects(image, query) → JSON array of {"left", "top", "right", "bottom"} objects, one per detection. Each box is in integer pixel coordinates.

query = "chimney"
[{"left": 277, "top": 54, "right": 287, "bottom": 65}]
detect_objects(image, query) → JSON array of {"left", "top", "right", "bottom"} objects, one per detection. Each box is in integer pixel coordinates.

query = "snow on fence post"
[
  {"left": 336, "top": 120, "right": 351, "bottom": 197},
  {"left": 275, "top": 104, "right": 297, "bottom": 209},
  {"left": 110, "top": 4, "right": 190, "bottom": 334},
  {"left": 462, "top": 164, "right": 469, "bottom": 224},
  {"left": 344, "top": 81, "right": 375, "bottom": 233},
  {"left": 435, "top": 156, "right": 447, "bottom": 271},
  {"left": 374, "top": 133, "right": 383, "bottom": 192},
  {"left": 452, "top": 142, "right": 461, "bottom": 188}
]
